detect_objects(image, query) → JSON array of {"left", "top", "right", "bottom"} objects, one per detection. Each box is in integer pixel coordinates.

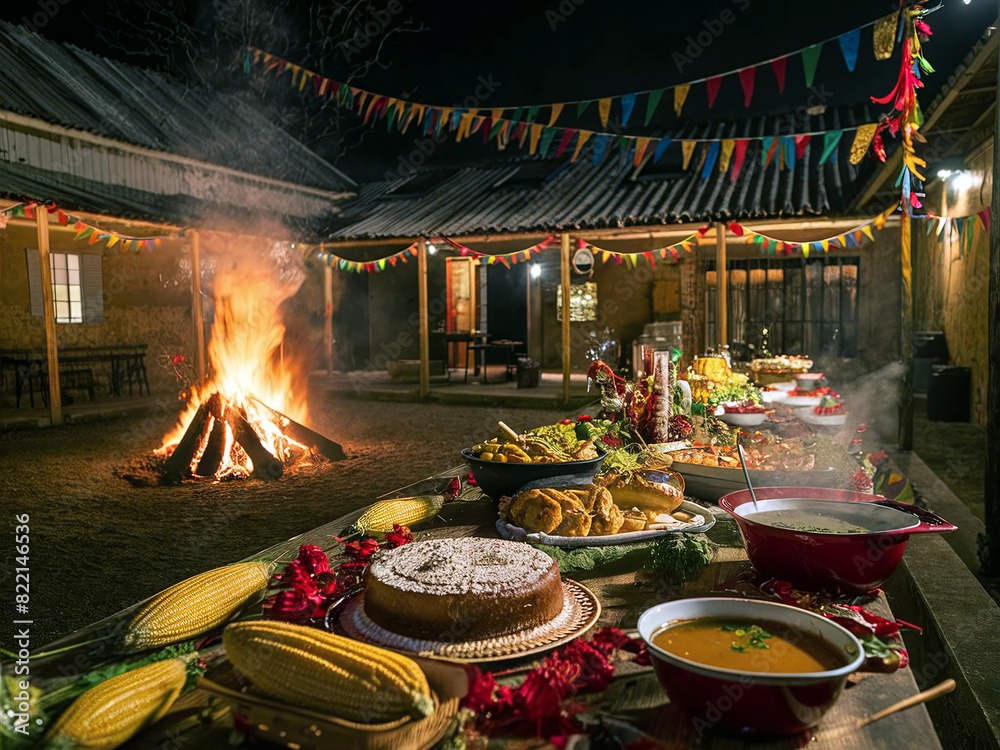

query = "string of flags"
[
  {"left": 925, "top": 208, "right": 991, "bottom": 260},
  {"left": 1, "top": 202, "right": 175, "bottom": 251},
  {"left": 579, "top": 233, "right": 704, "bottom": 267},
  {"left": 247, "top": 47, "right": 875, "bottom": 175},
  {"left": 731, "top": 202, "right": 900, "bottom": 256},
  {"left": 248, "top": 13, "right": 893, "bottom": 134}
]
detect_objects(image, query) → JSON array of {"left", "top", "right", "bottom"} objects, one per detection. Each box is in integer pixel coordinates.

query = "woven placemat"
[{"left": 339, "top": 579, "right": 600, "bottom": 663}]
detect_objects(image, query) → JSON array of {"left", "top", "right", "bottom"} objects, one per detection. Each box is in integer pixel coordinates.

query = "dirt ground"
[{"left": 0, "top": 396, "right": 562, "bottom": 646}]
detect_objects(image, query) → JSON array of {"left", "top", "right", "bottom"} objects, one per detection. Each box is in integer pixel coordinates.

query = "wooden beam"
[
  {"left": 561, "top": 232, "right": 571, "bottom": 405},
  {"left": 35, "top": 207, "right": 61, "bottom": 425},
  {"left": 190, "top": 229, "right": 206, "bottom": 383},
  {"left": 318, "top": 217, "right": 894, "bottom": 251},
  {"left": 898, "top": 211, "right": 914, "bottom": 451},
  {"left": 323, "top": 246, "right": 334, "bottom": 375},
  {"left": 715, "top": 222, "right": 728, "bottom": 348},
  {"left": 417, "top": 238, "right": 430, "bottom": 398},
  {"left": 982, "top": 38, "right": 1000, "bottom": 577}
]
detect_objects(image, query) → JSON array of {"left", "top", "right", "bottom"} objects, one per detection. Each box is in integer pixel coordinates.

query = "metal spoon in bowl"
[{"left": 735, "top": 440, "right": 759, "bottom": 512}]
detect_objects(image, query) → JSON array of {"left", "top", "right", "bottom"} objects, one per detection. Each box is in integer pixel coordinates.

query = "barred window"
[{"left": 704, "top": 257, "right": 859, "bottom": 358}]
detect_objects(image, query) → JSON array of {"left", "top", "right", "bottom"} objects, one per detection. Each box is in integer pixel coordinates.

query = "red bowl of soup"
[
  {"left": 637, "top": 597, "right": 865, "bottom": 737},
  {"left": 719, "top": 487, "right": 956, "bottom": 594}
]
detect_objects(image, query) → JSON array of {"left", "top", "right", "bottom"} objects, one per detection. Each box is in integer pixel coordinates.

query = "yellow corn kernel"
[{"left": 355, "top": 496, "right": 444, "bottom": 534}]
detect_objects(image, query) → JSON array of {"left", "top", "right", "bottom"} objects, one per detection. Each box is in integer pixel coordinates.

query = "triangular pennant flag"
[
  {"left": 548, "top": 103, "right": 564, "bottom": 126},
  {"left": 633, "top": 137, "right": 651, "bottom": 166},
  {"left": 705, "top": 76, "right": 723, "bottom": 109},
  {"left": 617, "top": 136, "right": 633, "bottom": 167},
  {"left": 538, "top": 126, "right": 558, "bottom": 158},
  {"left": 674, "top": 84, "right": 690, "bottom": 116},
  {"left": 555, "top": 128, "right": 576, "bottom": 158},
  {"left": 761, "top": 136, "right": 777, "bottom": 167},
  {"left": 598, "top": 98, "right": 612, "bottom": 128},
  {"left": 979, "top": 208, "right": 991, "bottom": 232},
  {"left": 644, "top": 88, "right": 665, "bottom": 126},
  {"left": 620, "top": 93, "right": 636, "bottom": 126},
  {"left": 730, "top": 139, "right": 749, "bottom": 182},
  {"left": 819, "top": 130, "right": 843, "bottom": 164},
  {"left": 571, "top": 130, "right": 593, "bottom": 162},
  {"left": 801, "top": 43, "right": 823, "bottom": 88},
  {"left": 737, "top": 67, "right": 756, "bottom": 107},
  {"left": 794, "top": 134, "right": 812, "bottom": 160},
  {"left": 525, "top": 106, "right": 540, "bottom": 123},
  {"left": 719, "top": 139, "right": 736, "bottom": 173},
  {"left": 681, "top": 140, "right": 697, "bottom": 170},
  {"left": 861, "top": 225, "right": 875, "bottom": 241},
  {"left": 781, "top": 135, "right": 796, "bottom": 170},
  {"left": 701, "top": 141, "right": 721, "bottom": 180},
  {"left": 839, "top": 28, "right": 860, "bottom": 72},
  {"left": 653, "top": 137, "right": 672, "bottom": 163},
  {"left": 849, "top": 124, "right": 878, "bottom": 165},
  {"left": 593, "top": 134, "right": 611, "bottom": 165},
  {"left": 515, "top": 121, "right": 530, "bottom": 147},
  {"left": 771, "top": 57, "right": 788, "bottom": 93},
  {"left": 528, "top": 124, "right": 543, "bottom": 155},
  {"left": 577, "top": 100, "right": 592, "bottom": 118},
  {"left": 873, "top": 13, "right": 897, "bottom": 61}
]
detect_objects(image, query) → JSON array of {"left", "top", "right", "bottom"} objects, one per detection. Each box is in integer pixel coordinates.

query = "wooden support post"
[
  {"left": 190, "top": 229, "right": 207, "bottom": 383},
  {"left": 323, "top": 246, "right": 334, "bottom": 375},
  {"left": 898, "top": 211, "right": 915, "bottom": 451},
  {"left": 417, "top": 238, "right": 430, "bottom": 398},
  {"left": 36, "top": 206, "right": 62, "bottom": 425},
  {"left": 561, "top": 232, "right": 571, "bottom": 405},
  {"left": 981, "top": 43, "right": 1000, "bottom": 576},
  {"left": 715, "top": 222, "right": 728, "bottom": 349}
]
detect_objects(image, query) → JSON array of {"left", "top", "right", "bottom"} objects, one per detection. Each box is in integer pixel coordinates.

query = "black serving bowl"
[{"left": 461, "top": 448, "right": 606, "bottom": 500}]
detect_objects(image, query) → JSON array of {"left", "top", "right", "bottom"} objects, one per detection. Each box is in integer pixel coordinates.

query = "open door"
[{"left": 445, "top": 257, "right": 477, "bottom": 368}]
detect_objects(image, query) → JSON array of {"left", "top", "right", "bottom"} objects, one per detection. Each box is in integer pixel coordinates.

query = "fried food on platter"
[{"left": 596, "top": 470, "right": 685, "bottom": 515}]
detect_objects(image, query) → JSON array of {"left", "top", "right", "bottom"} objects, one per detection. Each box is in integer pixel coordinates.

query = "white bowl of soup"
[{"left": 637, "top": 597, "right": 864, "bottom": 737}]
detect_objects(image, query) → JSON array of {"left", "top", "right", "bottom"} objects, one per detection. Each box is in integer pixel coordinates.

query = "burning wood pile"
[
  {"left": 161, "top": 392, "right": 344, "bottom": 483},
  {"left": 156, "top": 249, "right": 344, "bottom": 484}
]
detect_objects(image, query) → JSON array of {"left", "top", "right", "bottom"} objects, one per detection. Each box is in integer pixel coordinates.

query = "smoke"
[{"left": 838, "top": 361, "right": 907, "bottom": 443}]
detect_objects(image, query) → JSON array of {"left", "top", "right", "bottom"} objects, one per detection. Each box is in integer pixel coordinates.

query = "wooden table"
[{"left": 25, "top": 468, "right": 941, "bottom": 749}]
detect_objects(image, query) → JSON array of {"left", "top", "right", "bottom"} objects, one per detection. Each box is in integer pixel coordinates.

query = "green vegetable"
[
  {"left": 722, "top": 623, "right": 773, "bottom": 652},
  {"left": 532, "top": 541, "right": 656, "bottom": 573},
  {"left": 646, "top": 534, "right": 713, "bottom": 586}
]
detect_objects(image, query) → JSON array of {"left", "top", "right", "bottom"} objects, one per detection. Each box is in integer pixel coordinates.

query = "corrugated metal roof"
[
  {"left": 326, "top": 103, "right": 879, "bottom": 241},
  {"left": 0, "top": 21, "right": 354, "bottom": 193}
]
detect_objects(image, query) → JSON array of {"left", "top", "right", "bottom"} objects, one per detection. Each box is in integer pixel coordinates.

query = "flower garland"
[
  {"left": 262, "top": 524, "right": 413, "bottom": 623},
  {"left": 458, "top": 627, "right": 649, "bottom": 742}
]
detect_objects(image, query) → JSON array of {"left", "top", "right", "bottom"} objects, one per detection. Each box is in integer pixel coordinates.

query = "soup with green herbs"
[
  {"left": 746, "top": 508, "right": 871, "bottom": 534},
  {"left": 651, "top": 618, "right": 844, "bottom": 673}
]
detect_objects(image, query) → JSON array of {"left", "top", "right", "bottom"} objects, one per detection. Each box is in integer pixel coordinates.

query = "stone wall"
[{"left": 0, "top": 221, "right": 195, "bottom": 402}]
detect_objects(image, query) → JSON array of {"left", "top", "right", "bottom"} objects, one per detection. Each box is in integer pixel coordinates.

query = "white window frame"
[{"left": 26, "top": 249, "right": 104, "bottom": 324}]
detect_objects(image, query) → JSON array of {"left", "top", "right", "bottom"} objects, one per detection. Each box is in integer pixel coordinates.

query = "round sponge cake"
[{"left": 364, "top": 538, "right": 563, "bottom": 642}]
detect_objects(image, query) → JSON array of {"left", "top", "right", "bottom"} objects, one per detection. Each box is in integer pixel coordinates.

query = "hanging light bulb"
[
  {"left": 426, "top": 241, "right": 438, "bottom": 255},
  {"left": 530, "top": 263, "right": 542, "bottom": 278}
]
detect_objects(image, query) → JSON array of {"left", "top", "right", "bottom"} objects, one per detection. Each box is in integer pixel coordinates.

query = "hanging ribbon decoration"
[
  {"left": 316, "top": 237, "right": 557, "bottom": 273},
  {"left": 923, "top": 208, "right": 991, "bottom": 259},
  {"left": 734, "top": 202, "right": 899, "bottom": 257},
  {"left": 247, "top": 48, "right": 876, "bottom": 174},
  {"left": 579, "top": 230, "right": 706, "bottom": 267},
  {"left": 2, "top": 202, "right": 174, "bottom": 251},
  {"left": 443, "top": 236, "right": 556, "bottom": 268},
  {"left": 861, "top": 4, "right": 937, "bottom": 215}
]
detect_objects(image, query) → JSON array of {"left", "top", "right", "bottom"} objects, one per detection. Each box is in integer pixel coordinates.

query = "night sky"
[{"left": 3, "top": 0, "right": 995, "bottom": 175}]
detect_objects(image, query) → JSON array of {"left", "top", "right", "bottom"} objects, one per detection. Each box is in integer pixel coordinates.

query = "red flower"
[
  {"left": 868, "top": 449, "right": 889, "bottom": 465},
  {"left": 600, "top": 434, "right": 622, "bottom": 448},
  {"left": 856, "top": 423, "right": 868, "bottom": 433},
  {"left": 444, "top": 476, "right": 462, "bottom": 498},
  {"left": 465, "top": 471, "right": 478, "bottom": 487},
  {"left": 296, "top": 544, "right": 330, "bottom": 576},
  {"left": 385, "top": 524, "right": 414, "bottom": 549},
  {"left": 576, "top": 414, "right": 593, "bottom": 422},
  {"left": 461, "top": 666, "right": 498, "bottom": 713},
  {"left": 343, "top": 538, "right": 380, "bottom": 561}
]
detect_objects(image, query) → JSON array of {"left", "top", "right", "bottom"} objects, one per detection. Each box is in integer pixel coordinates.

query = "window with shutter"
[{"left": 25, "top": 249, "right": 104, "bottom": 324}]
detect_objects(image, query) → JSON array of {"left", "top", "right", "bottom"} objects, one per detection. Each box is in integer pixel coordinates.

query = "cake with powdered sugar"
[{"left": 363, "top": 537, "right": 564, "bottom": 641}]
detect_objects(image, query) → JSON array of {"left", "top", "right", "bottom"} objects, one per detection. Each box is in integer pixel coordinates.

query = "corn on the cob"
[
  {"left": 123, "top": 562, "right": 270, "bottom": 652},
  {"left": 355, "top": 495, "right": 444, "bottom": 534},
  {"left": 223, "top": 620, "right": 434, "bottom": 723},
  {"left": 45, "top": 658, "right": 186, "bottom": 750}
]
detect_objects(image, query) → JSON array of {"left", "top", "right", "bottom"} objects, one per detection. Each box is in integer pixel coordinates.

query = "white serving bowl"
[{"left": 718, "top": 411, "right": 767, "bottom": 427}]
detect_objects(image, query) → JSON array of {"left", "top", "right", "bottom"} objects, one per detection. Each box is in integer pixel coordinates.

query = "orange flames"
[{"left": 159, "top": 263, "right": 310, "bottom": 478}]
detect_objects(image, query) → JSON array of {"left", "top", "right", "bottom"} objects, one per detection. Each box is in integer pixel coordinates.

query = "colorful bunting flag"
[
  {"left": 620, "top": 93, "right": 636, "bottom": 126},
  {"left": 738, "top": 67, "right": 756, "bottom": 107},
  {"left": 681, "top": 140, "right": 697, "bottom": 170},
  {"left": 730, "top": 140, "right": 749, "bottom": 182},
  {"left": 705, "top": 76, "right": 723, "bottom": 109},
  {"left": 839, "top": 28, "right": 861, "bottom": 72},
  {"left": 598, "top": 98, "right": 612, "bottom": 128},
  {"left": 644, "top": 88, "right": 665, "bottom": 126},
  {"left": 801, "top": 43, "right": 823, "bottom": 88},
  {"left": 674, "top": 84, "right": 690, "bottom": 117},
  {"left": 771, "top": 56, "right": 788, "bottom": 93},
  {"left": 819, "top": 129, "right": 843, "bottom": 164}
]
